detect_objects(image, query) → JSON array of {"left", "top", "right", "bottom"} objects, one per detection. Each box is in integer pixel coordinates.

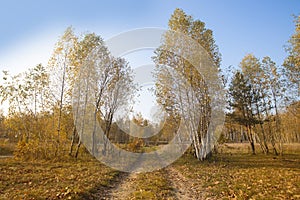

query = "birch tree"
[
  {"left": 68, "top": 33, "right": 104, "bottom": 157},
  {"left": 261, "top": 56, "right": 284, "bottom": 155},
  {"left": 239, "top": 54, "right": 270, "bottom": 153},
  {"left": 153, "top": 8, "right": 222, "bottom": 160},
  {"left": 73, "top": 39, "right": 136, "bottom": 157},
  {"left": 48, "top": 27, "right": 78, "bottom": 155}
]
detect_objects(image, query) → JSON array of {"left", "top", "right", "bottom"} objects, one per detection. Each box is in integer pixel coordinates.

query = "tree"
[
  {"left": 73, "top": 39, "right": 136, "bottom": 157},
  {"left": 228, "top": 71, "right": 256, "bottom": 154},
  {"left": 261, "top": 56, "right": 284, "bottom": 155},
  {"left": 68, "top": 33, "right": 105, "bottom": 158},
  {"left": 0, "top": 70, "right": 33, "bottom": 142},
  {"left": 283, "top": 15, "right": 300, "bottom": 96},
  {"left": 24, "top": 64, "right": 50, "bottom": 115},
  {"left": 0, "top": 29, "right": 137, "bottom": 160},
  {"left": 99, "top": 57, "right": 135, "bottom": 154},
  {"left": 239, "top": 54, "right": 271, "bottom": 154},
  {"left": 280, "top": 101, "right": 300, "bottom": 143},
  {"left": 0, "top": 65, "right": 64, "bottom": 159},
  {"left": 227, "top": 54, "right": 289, "bottom": 155},
  {"left": 153, "top": 8, "right": 222, "bottom": 160},
  {"left": 48, "top": 27, "right": 78, "bottom": 155}
]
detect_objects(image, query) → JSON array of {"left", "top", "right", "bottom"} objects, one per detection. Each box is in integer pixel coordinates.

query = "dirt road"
[{"left": 95, "top": 166, "right": 205, "bottom": 200}]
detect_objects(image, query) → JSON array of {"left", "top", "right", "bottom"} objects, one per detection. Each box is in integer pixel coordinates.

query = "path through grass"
[{"left": 1, "top": 143, "right": 299, "bottom": 199}]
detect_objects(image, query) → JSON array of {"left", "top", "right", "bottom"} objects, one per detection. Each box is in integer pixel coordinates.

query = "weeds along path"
[{"left": 166, "top": 166, "right": 206, "bottom": 200}]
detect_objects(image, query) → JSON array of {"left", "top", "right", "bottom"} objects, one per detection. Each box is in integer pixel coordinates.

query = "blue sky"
[
  {"left": 0, "top": 0, "right": 299, "bottom": 118},
  {"left": 0, "top": 0, "right": 299, "bottom": 73}
]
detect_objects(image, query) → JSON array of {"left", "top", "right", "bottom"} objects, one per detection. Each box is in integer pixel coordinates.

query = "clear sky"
[
  {"left": 1, "top": 0, "right": 299, "bottom": 72},
  {"left": 0, "top": 0, "right": 299, "bottom": 118}
]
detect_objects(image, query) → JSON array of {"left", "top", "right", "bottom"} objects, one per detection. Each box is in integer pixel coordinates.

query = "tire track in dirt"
[
  {"left": 108, "top": 172, "right": 139, "bottom": 199},
  {"left": 166, "top": 167, "right": 206, "bottom": 200},
  {"left": 89, "top": 172, "right": 131, "bottom": 200},
  {"left": 92, "top": 153, "right": 206, "bottom": 200},
  {"left": 97, "top": 154, "right": 145, "bottom": 199}
]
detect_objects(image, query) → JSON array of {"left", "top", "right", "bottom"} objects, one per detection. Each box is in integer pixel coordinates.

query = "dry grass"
[
  {"left": 0, "top": 138, "right": 15, "bottom": 156},
  {"left": 0, "top": 143, "right": 299, "bottom": 199},
  {"left": 0, "top": 157, "right": 119, "bottom": 199},
  {"left": 126, "top": 171, "right": 174, "bottom": 199},
  {"left": 172, "top": 143, "right": 300, "bottom": 199}
]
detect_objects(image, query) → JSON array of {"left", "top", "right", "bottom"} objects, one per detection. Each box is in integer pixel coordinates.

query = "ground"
[{"left": 0, "top": 143, "right": 299, "bottom": 199}]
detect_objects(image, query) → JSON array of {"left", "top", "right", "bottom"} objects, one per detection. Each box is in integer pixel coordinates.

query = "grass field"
[{"left": 0, "top": 143, "right": 299, "bottom": 199}]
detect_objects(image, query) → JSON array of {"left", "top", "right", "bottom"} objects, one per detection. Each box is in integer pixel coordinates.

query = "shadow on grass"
[
  {"left": 0, "top": 143, "right": 15, "bottom": 156},
  {"left": 209, "top": 153, "right": 300, "bottom": 170},
  {"left": 173, "top": 146, "right": 300, "bottom": 171}
]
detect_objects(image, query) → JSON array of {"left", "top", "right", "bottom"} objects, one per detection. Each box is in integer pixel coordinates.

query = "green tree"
[{"left": 228, "top": 71, "right": 256, "bottom": 154}]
